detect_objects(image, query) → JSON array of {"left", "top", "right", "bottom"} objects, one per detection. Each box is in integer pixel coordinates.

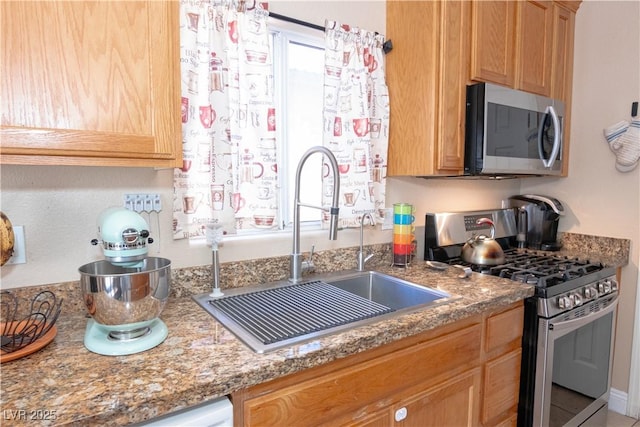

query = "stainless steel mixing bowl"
[{"left": 79, "top": 257, "right": 170, "bottom": 328}]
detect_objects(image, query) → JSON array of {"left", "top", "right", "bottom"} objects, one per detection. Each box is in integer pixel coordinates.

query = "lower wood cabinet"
[
  {"left": 354, "top": 368, "right": 481, "bottom": 427},
  {"left": 483, "top": 349, "right": 522, "bottom": 425},
  {"left": 232, "top": 301, "right": 524, "bottom": 427}
]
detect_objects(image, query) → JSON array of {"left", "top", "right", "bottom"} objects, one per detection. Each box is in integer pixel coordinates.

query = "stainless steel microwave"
[{"left": 464, "top": 82, "right": 565, "bottom": 176}]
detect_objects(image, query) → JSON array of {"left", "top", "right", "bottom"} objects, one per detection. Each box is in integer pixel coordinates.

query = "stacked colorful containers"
[{"left": 393, "top": 203, "right": 415, "bottom": 266}]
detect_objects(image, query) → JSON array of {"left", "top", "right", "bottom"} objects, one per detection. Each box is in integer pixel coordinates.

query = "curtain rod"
[
  {"left": 268, "top": 12, "right": 393, "bottom": 54},
  {"left": 269, "top": 12, "right": 325, "bottom": 32}
]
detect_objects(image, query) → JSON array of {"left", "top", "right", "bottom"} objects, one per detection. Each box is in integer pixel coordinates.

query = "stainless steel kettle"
[{"left": 461, "top": 218, "right": 505, "bottom": 265}]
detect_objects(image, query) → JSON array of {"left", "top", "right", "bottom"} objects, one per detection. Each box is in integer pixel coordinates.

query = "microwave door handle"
[{"left": 538, "top": 105, "right": 561, "bottom": 168}]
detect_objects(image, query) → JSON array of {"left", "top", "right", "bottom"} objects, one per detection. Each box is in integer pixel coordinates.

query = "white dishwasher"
[{"left": 137, "top": 396, "right": 233, "bottom": 427}]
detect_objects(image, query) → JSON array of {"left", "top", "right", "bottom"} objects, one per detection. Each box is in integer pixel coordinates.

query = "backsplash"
[{"left": 169, "top": 243, "right": 393, "bottom": 297}]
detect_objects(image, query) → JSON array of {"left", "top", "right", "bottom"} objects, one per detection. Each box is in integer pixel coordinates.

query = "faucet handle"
[{"left": 357, "top": 251, "right": 375, "bottom": 271}]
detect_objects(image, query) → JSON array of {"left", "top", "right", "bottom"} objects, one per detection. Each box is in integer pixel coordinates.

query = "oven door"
[{"left": 534, "top": 293, "right": 618, "bottom": 427}]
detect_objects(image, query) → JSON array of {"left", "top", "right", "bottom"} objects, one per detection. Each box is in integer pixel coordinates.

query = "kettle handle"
[{"left": 476, "top": 218, "right": 496, "bottom": 239}]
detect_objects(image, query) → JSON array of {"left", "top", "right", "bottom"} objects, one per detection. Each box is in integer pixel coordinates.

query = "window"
[{"left": 270, "top": 22, "right": 326, "bottom": 230}]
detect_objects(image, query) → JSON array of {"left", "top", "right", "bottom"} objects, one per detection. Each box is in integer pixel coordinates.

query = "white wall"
[
  {"left": 0, "top": 0, "right": 637, "bottom": 396},
  {"left": 520, "top": 0, "right": 640, "bottom": 396}
]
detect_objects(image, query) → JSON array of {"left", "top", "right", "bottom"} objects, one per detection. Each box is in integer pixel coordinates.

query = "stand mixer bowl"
[{"left": 79, "top": 257, "right": 170, "bottom": 339}]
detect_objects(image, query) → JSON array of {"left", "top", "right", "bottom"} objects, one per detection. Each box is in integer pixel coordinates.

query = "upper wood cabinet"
[
  {"left": 550, "top": 4, "right": 576, "bottom": 102},
  {"left": 471, "top": 0, "right": 578, "bottom": 100},
  {"left": 551, "top": 4, "right": 577, "bottom": 174},
  {"left": 0, "top": 1, "right": 182, "bottom": 168},
  {"left": 516, "top": 1, "right": 554, "bottom": 96},
  {"left": 471, "top": 0, "right": 578, "bottom": 177},
  {"left": 470, "top": 1, "right": 517, "bottom": 88},
  {"left": 386, "top": 1, "right": 470, "bottom": 176},
  {"left": 386, "top": 0, "right": 579, "bottom": 177}
]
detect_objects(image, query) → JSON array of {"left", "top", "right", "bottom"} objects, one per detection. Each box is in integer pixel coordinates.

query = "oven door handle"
[{"left": 549, "top": 295, "right": 618, "bottom": 336}]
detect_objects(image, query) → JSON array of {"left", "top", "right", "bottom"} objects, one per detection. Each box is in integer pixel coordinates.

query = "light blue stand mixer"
[{"left": 79, "top": 207, "right": 170, "bottom": 356}]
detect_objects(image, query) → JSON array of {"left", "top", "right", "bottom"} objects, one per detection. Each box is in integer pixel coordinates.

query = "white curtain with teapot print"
[
  {"left": 321, "top": 21, "right": 389, "bottom": 229},
  {"left": 174, "top": 0, "right": 277, "bottom": 240}
]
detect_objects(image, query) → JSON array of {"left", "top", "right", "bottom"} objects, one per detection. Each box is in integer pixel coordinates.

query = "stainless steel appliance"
[
  {"left": 465, "top": 82, "right": 565, "bottom": 176},
  {"left": 424, "top": 209, "right": 618, "bottom": 427},
  {"left": 79, "top": 207, "right": 171, "bottom": 356},
  {"left": 509, "top": 194, "right": 565, "bottom": 251}
]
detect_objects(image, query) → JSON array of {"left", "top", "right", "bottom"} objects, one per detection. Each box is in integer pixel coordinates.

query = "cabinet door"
[
  {"left": 238, "top": 323, "right": 482, "bottom": 426},
  {"left": 516, "top": 1, "right": 554, "bottom": 96},
  {"left": 550, "top": 4, "right": 575, "bottom": 102},
  {"left": 482, "top": 349, "right": 522, "bottom": 425},
  {"left": 0, "top": 1, "right": 181, "bottom": 167},
  {"left": 386, "top": 0, "right": 439, "bottom": 176},
  {"left": 386, "top": 0, "right": 468, "bottom": 176},
  {"left": 485, "top": 304, "right": 525, "bottom": 356},
  {"left": 436, "top": 0, "right": 470, "bottom": 172},
  {"left": 471, "top": 1, "right": 516, "bottom": 87},
  {"left": 550, "top": 3, "right": 576, "bottom": 177},
  {"left": 394, "top": 368, "right": 481, "bottom": 427}
]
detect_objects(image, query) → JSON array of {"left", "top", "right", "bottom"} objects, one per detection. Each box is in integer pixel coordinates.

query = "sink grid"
[{"left": 207, "top": 281, "right": 394, "bottom": 345}]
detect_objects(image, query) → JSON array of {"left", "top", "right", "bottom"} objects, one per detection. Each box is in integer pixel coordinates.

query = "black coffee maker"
[{"left": 508, "top": 195, "right": 564, "bottom": 251}]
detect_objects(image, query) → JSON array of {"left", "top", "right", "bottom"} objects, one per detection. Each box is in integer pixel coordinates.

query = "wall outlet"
[
  {"left": 6, "top": 226, "right": 26, "bottom": 265},
  {"left": 124, "top": 193, "right": 162, "bottom": 213}
]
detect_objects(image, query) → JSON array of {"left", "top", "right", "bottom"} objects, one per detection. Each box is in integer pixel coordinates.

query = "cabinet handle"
[{"left": 394, "top": 407, "right": 408, "bottom": 422}]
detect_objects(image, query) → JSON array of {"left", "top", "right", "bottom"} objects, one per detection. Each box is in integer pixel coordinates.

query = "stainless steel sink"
[
  {"left": 326, "top": 270, "right": 450, "bottom": 310},
  {"left": 193, "top": 270, "right": 456, "bottom": 353}
]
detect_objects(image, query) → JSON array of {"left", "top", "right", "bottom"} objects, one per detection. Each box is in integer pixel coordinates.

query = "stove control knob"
[
  {"left": 610, "top": 279, "right": 619, "bottom": 292},
  {"left": 598, "top": 281, "right": 612, "bottom": 294},
  {"left": 584, "top": 286, "right": 598, "bottom": 299},
  {"left": 570, "top": 293, "right": 583, "bottom": 307},
  {"left": 558, "top": 295, "right": 572, "bottom": 310},
  {"left": 602, "top": 278, "right": 617, "bottom": 293}
]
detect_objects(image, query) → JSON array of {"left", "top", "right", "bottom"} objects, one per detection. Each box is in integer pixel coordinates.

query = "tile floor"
[{"left": 607, "top": 410, "right": 640, "bottom": 427}]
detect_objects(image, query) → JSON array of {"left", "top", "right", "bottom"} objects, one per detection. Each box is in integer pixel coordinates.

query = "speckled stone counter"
[
  {"left": 0, "top": 234, "right": 630, "bottom": 426},
  {"left": 558, "top": 232, "right": 631, "bottom": 268}
]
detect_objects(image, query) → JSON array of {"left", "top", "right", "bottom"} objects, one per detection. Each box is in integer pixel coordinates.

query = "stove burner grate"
[{"left": 442, "top": 249, "right": 605, "bottom": 289}]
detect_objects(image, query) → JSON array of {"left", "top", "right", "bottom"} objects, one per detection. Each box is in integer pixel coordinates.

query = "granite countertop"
[
  {"left": 2, "top": 264, "right": 534, "bottom": 426},
  {"left": 0, "top": 233, "right": 630, "bottom": 426}
]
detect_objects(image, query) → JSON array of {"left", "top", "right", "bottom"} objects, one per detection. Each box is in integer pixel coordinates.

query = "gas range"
[
  {"left": 444, "top": 248, "right": 616, "bottom": 318},
  {"left": 426, "top": 208, "right": 620, "bottom": 426},
  {"left": 424, "top": 209, "right": 617, "bottom": 318}
]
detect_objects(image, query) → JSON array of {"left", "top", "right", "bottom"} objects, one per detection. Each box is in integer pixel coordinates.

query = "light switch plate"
[{"left": 381, "top": 208, "right": 394, "bottom": 230}]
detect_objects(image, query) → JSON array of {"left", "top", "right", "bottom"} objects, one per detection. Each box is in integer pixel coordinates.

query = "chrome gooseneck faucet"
[
  {"left": 290, "top": 146, "right": 340, "bottom": 283},
  {"left": 357, "top": 213, "right": 375, "bottom": 271}
]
